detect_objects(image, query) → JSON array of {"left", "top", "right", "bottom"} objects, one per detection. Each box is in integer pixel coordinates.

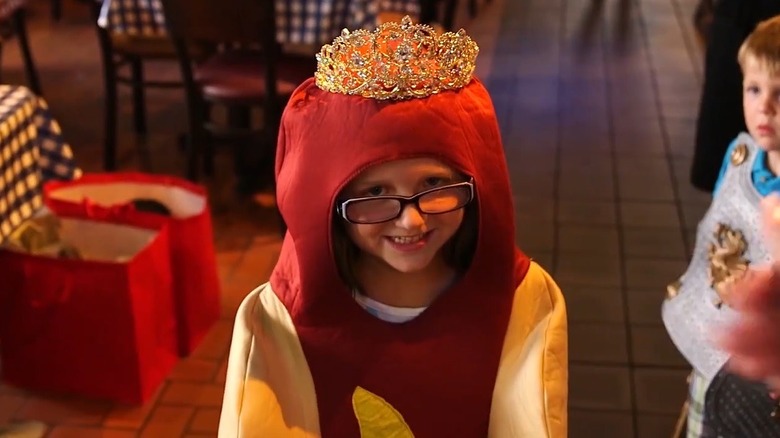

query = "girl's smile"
[{"left": 385, "top": 230, "right": 433, "bottom": 251}]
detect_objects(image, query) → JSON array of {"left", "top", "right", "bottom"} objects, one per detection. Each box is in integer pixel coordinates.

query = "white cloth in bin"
[{"left": 46, "top": 182, "right": 206, "bottom": 220}]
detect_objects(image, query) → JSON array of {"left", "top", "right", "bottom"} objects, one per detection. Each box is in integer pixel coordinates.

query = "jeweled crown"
[{"left": 315, "top": 16, "right": 479, "bottom": 100}]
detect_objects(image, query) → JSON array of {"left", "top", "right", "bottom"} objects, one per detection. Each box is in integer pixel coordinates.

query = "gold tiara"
[{"left": 314, "top": 16, "right": 479, "bottom": 100}]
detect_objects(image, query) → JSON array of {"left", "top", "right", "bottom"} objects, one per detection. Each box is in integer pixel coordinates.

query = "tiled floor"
[
  {"left": 484, "top": 0, "right": 713, "bottom": 436},
  {"left": 0, "top": 0, "right": 715, "bottom": 436}
]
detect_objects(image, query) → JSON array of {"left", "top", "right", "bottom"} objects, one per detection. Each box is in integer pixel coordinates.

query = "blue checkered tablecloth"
[
  {"left": 0, "top": 85, "right": 81, "bottom": 243},
  {"left": 98, "top": 0, "right": 420, "bottom": 46}
]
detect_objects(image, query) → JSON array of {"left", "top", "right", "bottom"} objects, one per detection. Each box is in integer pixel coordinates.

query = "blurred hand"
[
  {"left": 717, "top": 267, "right": 780, "bottom": 388},
  {"left": 717, "top": 194, "right": 780, "bottom": 390}
]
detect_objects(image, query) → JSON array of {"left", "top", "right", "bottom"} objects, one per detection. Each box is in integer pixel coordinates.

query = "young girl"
[{"left": 218, "top": 17, "right": 567, "bottom": 438}]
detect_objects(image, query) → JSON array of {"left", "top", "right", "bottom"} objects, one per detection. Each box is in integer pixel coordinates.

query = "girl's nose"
[{"left": 396, "top": 204, "right": 426, "bottom": 229}]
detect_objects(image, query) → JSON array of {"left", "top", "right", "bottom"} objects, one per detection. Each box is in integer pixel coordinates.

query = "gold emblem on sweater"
[
  {"left": 708, "top": 223, "right": 749, "bottom": 308},
  {"left": 666, "top": 278, "right": 682, "bottom": 299},
  {"left": 730, "top": 143, "right": 748, "bottom": 166}
]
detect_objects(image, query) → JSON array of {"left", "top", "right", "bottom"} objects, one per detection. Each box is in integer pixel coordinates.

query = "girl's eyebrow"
[
  {"left": 349, "top": 178, "right": 387, "bottom": 190},
  {"left": 347, "top": 167, "right": 459, "bottom": 191},
  {"left": 419, "top": 168, "right": 457, "bottom": 179}
]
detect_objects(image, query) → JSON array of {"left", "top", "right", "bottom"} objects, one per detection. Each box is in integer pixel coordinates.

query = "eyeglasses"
[{"left": 336, "top": 179, "right": 475, "bottom": 224}]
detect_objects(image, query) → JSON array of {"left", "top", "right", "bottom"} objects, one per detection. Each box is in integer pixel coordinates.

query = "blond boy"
[{"left": 663, "top": 15, "right": 780, "bottom": 438}]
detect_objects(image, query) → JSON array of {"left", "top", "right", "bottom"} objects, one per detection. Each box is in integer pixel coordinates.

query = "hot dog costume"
[{"left": 218, "top": 17, "right": 568, "bottom": 438}]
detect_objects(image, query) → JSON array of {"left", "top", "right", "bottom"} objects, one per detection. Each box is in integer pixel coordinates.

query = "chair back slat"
[{"left": 160, "top": 0, "right": 277, "bottom": 49}]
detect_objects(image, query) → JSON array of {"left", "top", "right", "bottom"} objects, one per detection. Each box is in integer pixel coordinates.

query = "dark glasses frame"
[{"left": 335, "top": 178, "right": 475, "bottom": 224}]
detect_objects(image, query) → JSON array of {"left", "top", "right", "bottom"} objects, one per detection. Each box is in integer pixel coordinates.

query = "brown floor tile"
[
  {"left": 506, "top": 135, "right": 558, "bottom": 158},
  {"left": 213, "top": 358, "right": 229, "bottom": 385},
  {"left": 626, "top": 290, "right": 666, "bottom": 326},
  {"left": 225, "top": 240, "right": 281, "bottom": 291},
  {"left": 559, "top": 173, "right": 616, "bottom": 201},
  {"left": 169, "top": 359, "right": 220, "bottom": 383},
  {"left": 188, "top": 321, "right": 233, "bottom": 362},
  {"left": 624, "top": 258, "right": 688, "bottom": 290},
  {"left": 559, "top": 152, "right": 613, "bottom": 177},
  {"left": 232, "top": 256, "right": 280, "bottom": 281},
  {"left": 212, "top": 230, "right": 254, "bottom": 255},
  {"left": 14, "top": 395, "right": 112, "bottom": 426},
  {"left": 0, "top": 385, "right": 30, "bottom": 397},
  {"left": 215, "top": 250, "right": 246, "bottom": 282},
  {"left": 557, "top": 200, "right": 617, "bottom": 226},
  {"left": 616, "top": 157, "right": 676, "bottom": 181},
  {"left": 620, "top": 202, "right": 681, "bottom": 228},
  {"left": 557, "top": 124, "right": 608, "bottom": 144},
  {"left": 630, "top": 326, "right": 688, "bottom": 367},
  {"left": 609, "top": 97, "right": 659, "bottom": 118},
  {"left": 560, "top": 126, "right": 611, "bottom": 148},
  {"left": 516, "top": 222, "right": 555, "bottom": 253},
  {"left": 622, "top": 227, "right": 687, "bottom": 259},
  {"left": 563, "top": 286, "right": 625, "bottom": 324},
  {"left": 618, "top": 176, "right": 676, "bottom": 202},
  {"left": 528, "top": 252, "right": 554, "bottom": 272},
  {"left": 613, "top": 137, "right": 666, "bottom": 160},
  {"left": 515, "top": 197, "right": 555, "bottom": 224},
  {"left": 636, "top": 413, "right": 682, "bottom": 438},
  {"left": 559, "top": 135, "right": 611, "bottom": 156},
  {"left": 569, "top": 365, "right": 633, "bottom": 411},
  {"left": 672, "top": 163, "right": 714, "bottom": 204},
  {"left": 513, "top": 150, "right": 557, "bottom": 175},
  {"left": 568, "top": 410, "right": 635, "bottom": 438},
  {"left": 511, "top": 173, "right": 557, "bottom": 199},
  {"left": 612, "top": 129, "right": 665, "bottom": 156},
  {"left": 684, "top": 229, "right": 698, "bottom": 255},
  {"left": 188, "top": 408, "right": 220, "bottom": 435},
  {"left": 102, "top": 384, "right": 164, "bottom": 430},
  {"left": 632, "top": 368, "right": 690, "bottom": 415},
  {"left": 221, "top": 269, "right": 269, "bottom": 318},
  {"left": 555, "top": 253, "right": 622, "bottom": 287},
  {"left": 558, "top": 225, "right": 620, "bottom": 255},
  {"left": 0, "top": 394, "right": 26, "bottom": 423},
  {"left": 138, "top": 406, "right": 194, "bottom": 438},
  {"left": 569, "top": 323, "right": 629, "bottom": 364},
  {"left": 47, "top": 426, "right": 137, "bottom": 438},
  {"left": 160, "top": 383, "right": 224, "bottom": 409},
  {"left": 680, "top": 201, "right": 711, "bottom": 232}
]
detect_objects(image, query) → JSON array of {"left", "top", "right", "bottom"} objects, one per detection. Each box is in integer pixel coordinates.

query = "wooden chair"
[
  {"left": 0, "top": 0, "right": 41, "bottom": 94},
  {"left": 672, "top": 400, "right": 688, "bottom": 438},
  {"left": 419, "top": 0, "right": 458, "bottom": 30},
  {"left": 671, "top": 371, "right": 695, "bottom": 438},
  {"left": 77, "top": 0, "right": 205, "bottom": 172},
  {"left": 419, "top": 0, "right": 494, "bottom": 31},
  {"left": 158, "top": 0, "right": 314, "bottom": 189},
  {"left": 51, "top": 0, "right": 61, "bottom": 20}
]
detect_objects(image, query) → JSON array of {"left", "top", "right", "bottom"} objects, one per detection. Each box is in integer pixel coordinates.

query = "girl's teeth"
[{"left": 391, "top": 234, "right": 423, "bottom": 244}]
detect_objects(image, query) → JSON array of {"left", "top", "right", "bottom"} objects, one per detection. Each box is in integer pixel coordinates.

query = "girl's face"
[{"left": 338, "top": 158, "right": 468, "bottom": 275}]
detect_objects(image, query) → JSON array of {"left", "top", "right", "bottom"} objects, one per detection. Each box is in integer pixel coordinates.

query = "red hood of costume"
[{"left": 270, "top": 77, "right": 530, "bottom": 437}]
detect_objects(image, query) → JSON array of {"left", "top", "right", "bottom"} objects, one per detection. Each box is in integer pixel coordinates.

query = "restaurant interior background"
[{"left": 0, "top": 0, "right": 713, "bottom": 436}]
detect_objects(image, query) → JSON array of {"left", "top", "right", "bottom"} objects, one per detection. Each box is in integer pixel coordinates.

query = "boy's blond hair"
[{"left": 738, "top": 15, "right": 780, "bottom": 74}]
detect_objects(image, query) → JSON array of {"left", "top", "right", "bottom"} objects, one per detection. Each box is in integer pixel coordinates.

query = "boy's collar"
[{"left": 754, "top": 149, "right": 780, "bottom": 182}]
